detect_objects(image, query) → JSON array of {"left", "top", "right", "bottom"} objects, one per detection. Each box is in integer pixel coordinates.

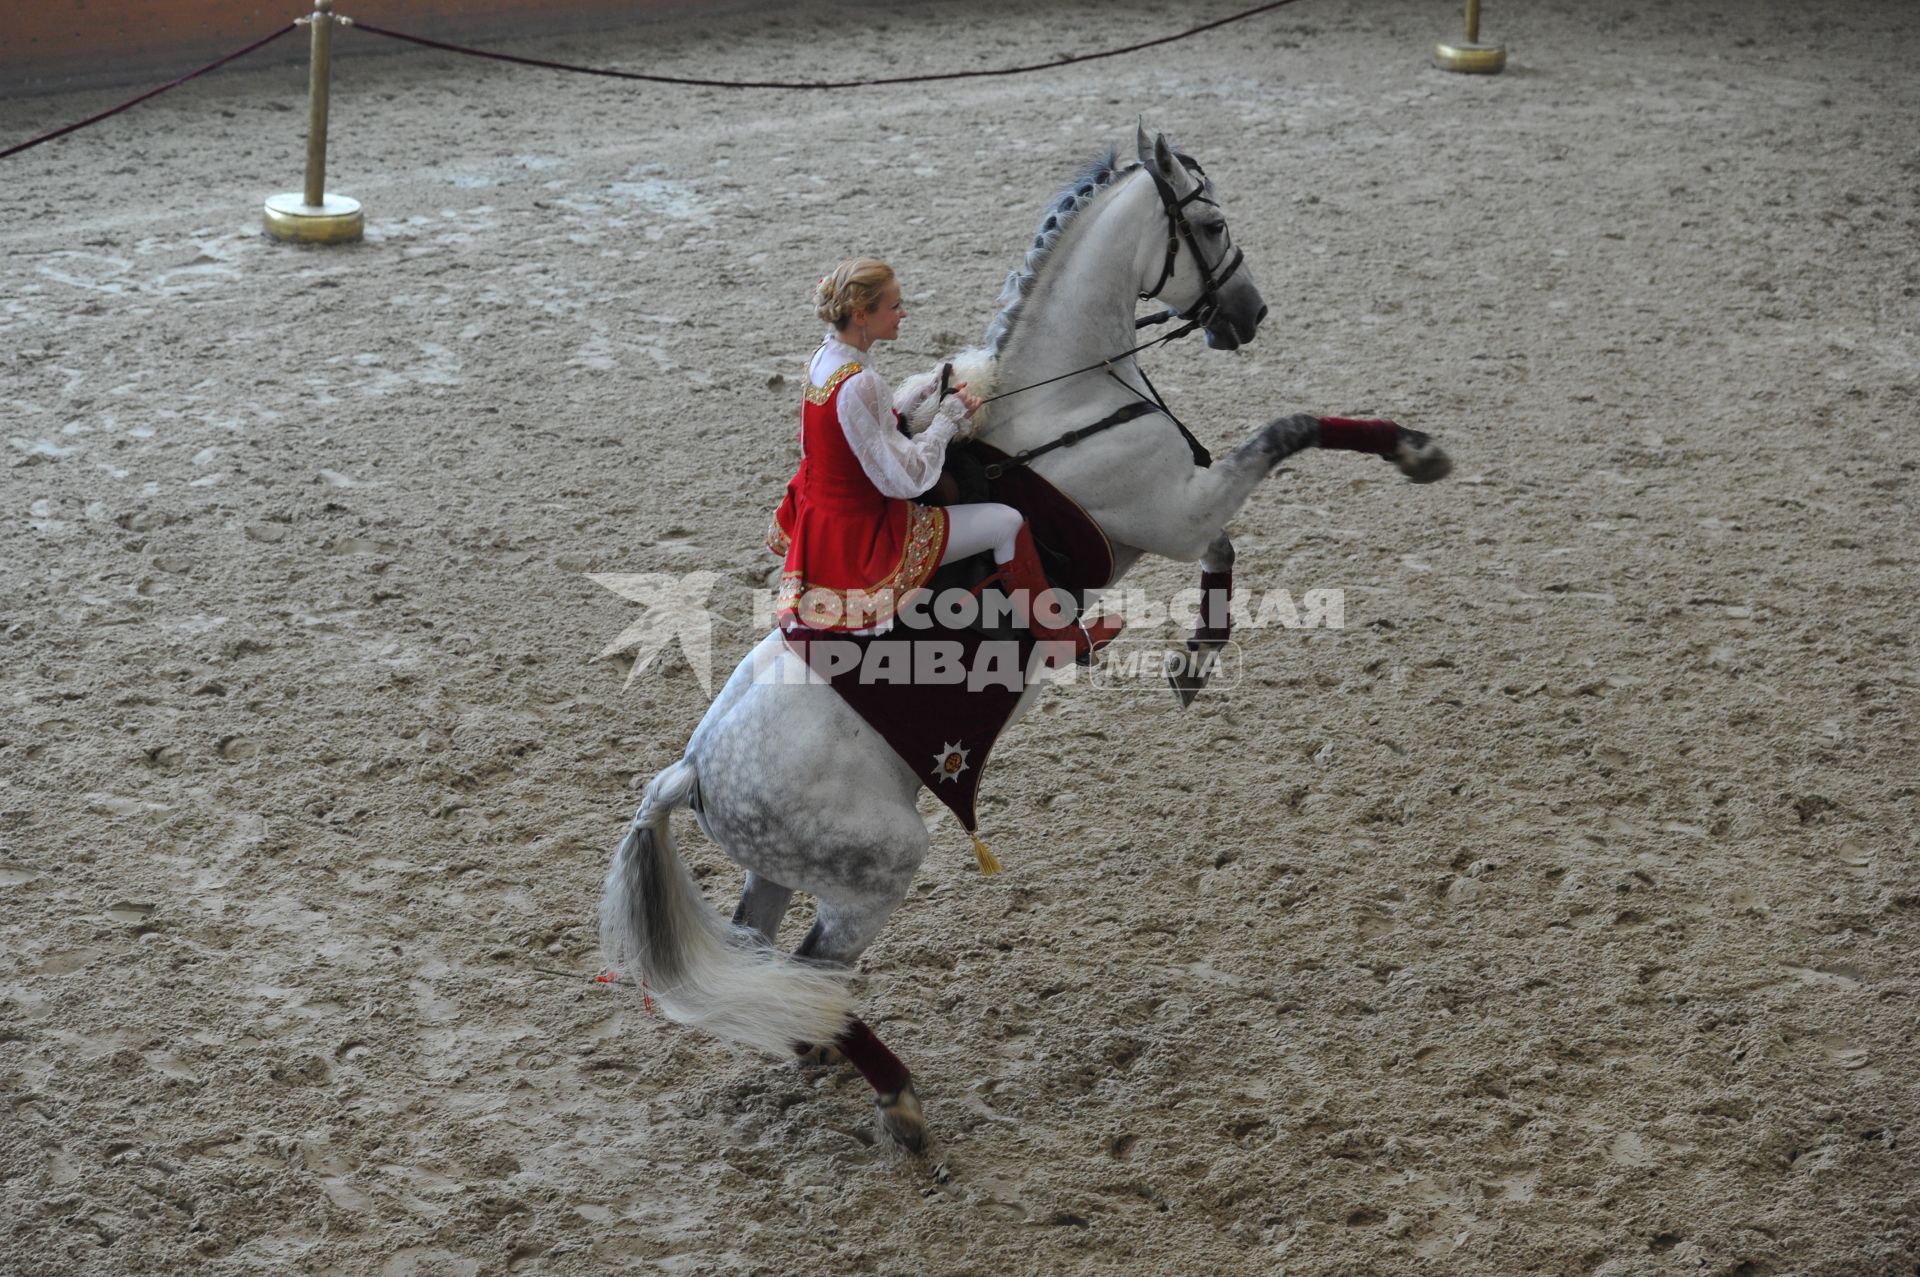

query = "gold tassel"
[{"left": 970, "top": 830, "right": 1002, "bottom": 876}]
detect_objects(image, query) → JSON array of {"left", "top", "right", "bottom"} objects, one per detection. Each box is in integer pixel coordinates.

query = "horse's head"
[{"left": 1134, "top": 125, "right": 1267, "bottom": 352}]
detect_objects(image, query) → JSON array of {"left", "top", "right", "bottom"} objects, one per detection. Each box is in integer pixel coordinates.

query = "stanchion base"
[
  {"left": 263, "top": 192, "right": 365, "bottom": 244},
  {"left": 1433, "top": 40, "right": 1507, "bottom": 74}
]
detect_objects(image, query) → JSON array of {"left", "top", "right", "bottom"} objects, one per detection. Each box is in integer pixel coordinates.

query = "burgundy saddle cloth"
[{"left": 780, "top": 442, "right": 1111, "bottom": 833}]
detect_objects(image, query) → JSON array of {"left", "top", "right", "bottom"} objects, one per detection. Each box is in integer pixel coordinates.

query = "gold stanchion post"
[
  {"left": 1434, "top": 0, "right": 1507, "bottom": 74},
  {"left": 264, "top": 0, "right": 364, "bottom": 242}
]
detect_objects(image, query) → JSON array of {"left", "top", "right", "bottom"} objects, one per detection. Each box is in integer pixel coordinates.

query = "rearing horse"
[{"left": 600, "top": 126, "right": 1449, "bottom": 1151}]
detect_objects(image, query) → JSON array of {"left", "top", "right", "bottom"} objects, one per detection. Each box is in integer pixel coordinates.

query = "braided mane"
[{"left": 982, "top": 148, "right": 1125, "bottom": 354}]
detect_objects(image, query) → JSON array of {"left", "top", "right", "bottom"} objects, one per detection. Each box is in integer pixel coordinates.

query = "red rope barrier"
[
  {"left": 347, "top": 0, "right": 1311, "bottom": 91},
  {"left": 1, "top": 22, "right": 300, "bottom": 161}
]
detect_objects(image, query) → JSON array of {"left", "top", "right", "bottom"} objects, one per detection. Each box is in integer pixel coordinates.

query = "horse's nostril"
[{"left": 1254, "top": 304, "right": 1269, "bottom": 327}]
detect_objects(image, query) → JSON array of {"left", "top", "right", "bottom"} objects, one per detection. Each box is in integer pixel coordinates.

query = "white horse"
[{"left": 601, "top": 126, "right": 1449, "bottom": 1150}]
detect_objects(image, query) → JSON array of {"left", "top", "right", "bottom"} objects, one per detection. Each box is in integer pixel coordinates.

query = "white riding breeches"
[{"left": 938, "top": 502, "right": 1022, "bottom": 565}]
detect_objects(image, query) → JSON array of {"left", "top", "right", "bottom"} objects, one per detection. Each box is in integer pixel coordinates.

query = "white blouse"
[{"left": 808, "top": 333, "right": 965, "bottom": 499}]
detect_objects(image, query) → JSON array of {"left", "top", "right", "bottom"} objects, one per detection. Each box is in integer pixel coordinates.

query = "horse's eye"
[{"left": 1204, "top": 221, "right": 1227, "bottom": 235}]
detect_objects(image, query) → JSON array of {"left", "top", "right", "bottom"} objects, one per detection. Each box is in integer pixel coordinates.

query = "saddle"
[
  {"left": 780, "top": 442, "right": 1113, "bottom": 865},
  {"left": 919, "top": 440, "right": 1114, "bottom": 615}
]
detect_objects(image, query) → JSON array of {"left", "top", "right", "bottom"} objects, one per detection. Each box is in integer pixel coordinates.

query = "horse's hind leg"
[
  {"left": 836, "top": 1020, "right": 924, "bottom": 1151},
  {"left": 731, "top": 873, "right": 793, "bottom": 944},
  {"left": 794, "top": 892, "right": 928, "bottom": 1152},
  {"left": 727, "top": 875, "right": 847, "bottom": 1067}
]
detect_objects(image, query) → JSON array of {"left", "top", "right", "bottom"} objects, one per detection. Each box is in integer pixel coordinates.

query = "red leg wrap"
[
  {"left": 1316, "top": 416, "right": 1400, "bottom": 455},
  {"left": 834, "top": 1019, "right": 911, "bottom": 1095}
]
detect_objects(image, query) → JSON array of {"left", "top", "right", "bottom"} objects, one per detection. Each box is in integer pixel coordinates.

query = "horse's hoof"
[
  {"left": 875, "top": 1083, "right": 928, "bottom": 1153},
  {"left": 795, "top": 1043, "right": 846, "bottom": 1068},
  {"left": 1392, "top": 429, "right": 1452, "bottom": 484}
]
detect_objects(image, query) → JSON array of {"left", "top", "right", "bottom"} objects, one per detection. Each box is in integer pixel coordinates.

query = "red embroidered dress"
[{"left": 769, "top": 353, "right": 954, "bottom": 631}]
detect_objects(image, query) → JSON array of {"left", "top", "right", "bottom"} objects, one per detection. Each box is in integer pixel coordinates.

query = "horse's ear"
[
  {"left": 1152, "top": 132, "right": 1182, "bottom": 185},
  {"left": 1135, "top": 120, "right": 1154, "bottom": 167}
]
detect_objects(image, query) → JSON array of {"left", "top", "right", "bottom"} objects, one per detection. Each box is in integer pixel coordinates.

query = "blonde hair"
[{"left": 815, "top": 257, "right": 895, "bottom": 329}]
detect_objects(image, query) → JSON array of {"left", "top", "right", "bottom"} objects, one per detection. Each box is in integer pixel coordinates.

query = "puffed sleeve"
[
  {"left": 894, "top": 374, "right": 937, "bottom": 420},
  {"left": 838, "top": 368, "right": 962, "bottom": 499}
]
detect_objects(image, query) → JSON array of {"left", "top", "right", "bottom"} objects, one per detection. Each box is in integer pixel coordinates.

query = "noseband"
[{"left": 1134, "top": 153, "right": 1245, "bottom": 325}]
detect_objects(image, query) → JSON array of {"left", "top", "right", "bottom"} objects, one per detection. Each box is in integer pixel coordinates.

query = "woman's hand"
[
  {"left": 936, "top": 388, "right": 977, "bottom": 440},
  {"left": 940, "top": 384, "right": 981, "bottom": 420}
]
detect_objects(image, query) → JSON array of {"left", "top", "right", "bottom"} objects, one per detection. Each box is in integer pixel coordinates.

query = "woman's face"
[{"left": 853, "top": 281, "right": 906, "bottom": 343}]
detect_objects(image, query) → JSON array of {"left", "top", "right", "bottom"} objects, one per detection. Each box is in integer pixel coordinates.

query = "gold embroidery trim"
[
  {"left": 804, "top": 362, "right": 864, "bottom": 405},
  {"left": 777, "top": 503, "right": 948, "bottom": 630},
  {"left": 765, "top": 516, "right": 791, "bottom": 557}
]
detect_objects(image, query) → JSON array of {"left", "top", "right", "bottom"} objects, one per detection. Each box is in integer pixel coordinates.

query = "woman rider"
[{"left": 767, "top": 257, "right": 1122, "bottom": 657}]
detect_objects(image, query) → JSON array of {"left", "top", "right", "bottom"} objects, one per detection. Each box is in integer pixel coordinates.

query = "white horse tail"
[{"left": 598, "top": 759, "right": 853, "bottom": 1056}]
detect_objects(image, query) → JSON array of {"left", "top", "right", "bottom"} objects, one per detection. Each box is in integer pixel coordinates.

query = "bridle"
[
  {"left": 1134, "top": 153, "right": 1246, "bottom": 326},
  {"left": 965, "top": 156, "right": 1256, "bottom": 478}
]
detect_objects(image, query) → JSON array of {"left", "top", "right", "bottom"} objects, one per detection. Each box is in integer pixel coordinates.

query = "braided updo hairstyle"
[{"left": 815, "top": 257, "right": 895, "bottom": 330}]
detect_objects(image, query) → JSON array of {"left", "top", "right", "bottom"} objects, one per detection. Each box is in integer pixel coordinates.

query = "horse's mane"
[
  {"left": 902, "top": 141, "right": 1206, "bottom": 432},
  {"left": 983, "top": 147, "right": 1125, "bottom": 355}
]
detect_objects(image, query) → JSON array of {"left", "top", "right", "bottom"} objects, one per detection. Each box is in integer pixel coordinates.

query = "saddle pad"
[
  {"left": 781, "top": 625, "right": 1040, "bottom": 833},
  {"left": 972, "top": 441, "right": 1116, "bottom": 592},
  {"left": 776, "top": 442, "right": 1106, "bottom": 833}
]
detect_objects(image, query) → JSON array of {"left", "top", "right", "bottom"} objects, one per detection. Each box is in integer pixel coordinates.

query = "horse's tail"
[{"left": 598, "top": 759, "right": 852, "bottom": 1056}]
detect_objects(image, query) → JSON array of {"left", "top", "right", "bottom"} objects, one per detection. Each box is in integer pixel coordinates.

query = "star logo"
[
  {"left": 932, "top": 741, "right": 970, "bottom": 784},
  {"left": 590, "top": 571, "right": 721, "bottom": 694}
]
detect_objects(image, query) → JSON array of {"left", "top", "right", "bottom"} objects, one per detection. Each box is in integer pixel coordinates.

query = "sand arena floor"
[{"left": 2, "top": 1, "right": 1917, "bottom": 1273}]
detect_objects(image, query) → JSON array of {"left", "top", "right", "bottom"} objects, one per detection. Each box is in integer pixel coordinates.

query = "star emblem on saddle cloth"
[{"left": 932, "top": 741, "right": 971, "bottom": 785}]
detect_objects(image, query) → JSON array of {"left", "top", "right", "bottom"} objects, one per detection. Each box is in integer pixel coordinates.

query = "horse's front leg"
[
  {"left": 1125, "top": 414, "right": 1449, "bottom": 562},
  {"left": 1316, "top": 415, "right": 1453, "bottom": 483},
  {"left": 1167, "top": 532, "right": 1236, "bottom": 707},
  {"left": 1127, "top": 413, "right": 1320, "bottom": 561}
]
